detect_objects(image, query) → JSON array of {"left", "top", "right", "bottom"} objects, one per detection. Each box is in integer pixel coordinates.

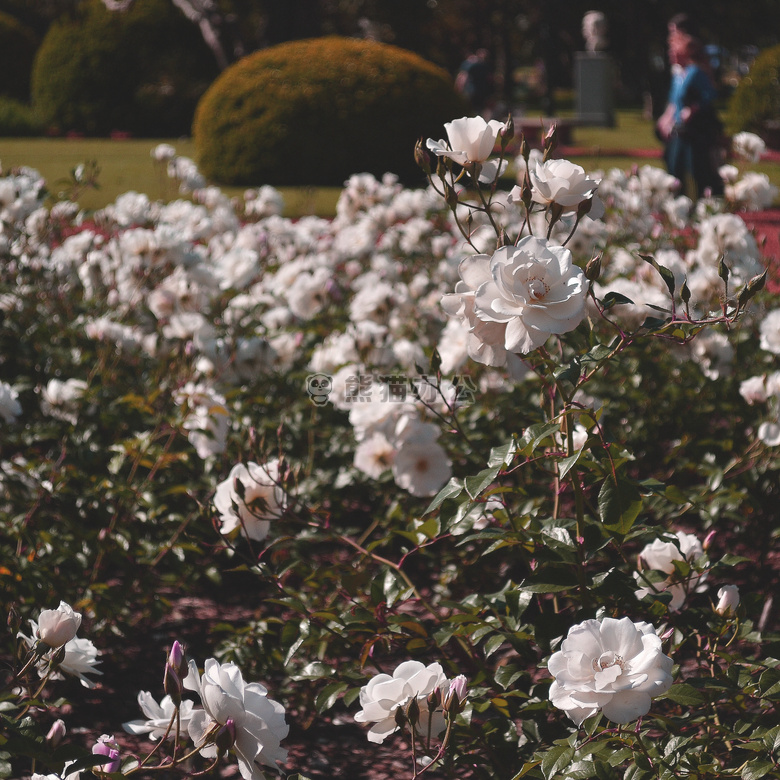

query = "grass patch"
[{"left": 0, "top": 137, "right": 342, "bottom": 218}]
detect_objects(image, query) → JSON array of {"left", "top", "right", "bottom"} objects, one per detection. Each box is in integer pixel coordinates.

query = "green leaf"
[
  {"left": 488, "top": 439, "right": 518, "bottom": 468},
  {"left": 483, "top": 633, "right": 506, "bottom": 658},
  {"left": 315, "top": 681, "right": 349, "bottom": 713},
  {"left": 742, "top": 760, "right": 775, "bottom": 780},
  {"left": 601, "top": 291, "right": 634, "bottom": 308},
  {"left": 598, "top": 477, "right": 642, "bottom": 535},
  {"left": 662, "top": 683, "right": 706, "bottom": 705},
  {"left": 424, "top": 477, "right": 464, "bottom": 513},
  {"left": 558, "top": 443, "right": 586, "bottom": 480},
  {"left": 639, "top": 252, "right": 676, "bottom": 297},
  {"left": 465, "top": 465, "right": 501, "bottom": 500},
  {"left": 541, "top": 745, "right": 575, "bottom": 780},
  {"left": 495, "top": 664, "right": 525, "bottom": 690},
  {"left": 519, "top": 422, "right": 560, "bottom": 455},
  {"left": 554, "top": 357, "right": 581, "bottom": 387}
]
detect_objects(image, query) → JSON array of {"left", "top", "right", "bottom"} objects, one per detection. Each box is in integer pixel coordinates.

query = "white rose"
[
  {"left": 213, "top": 460, "right": 285, "bottom": 541},
  {"left": 548, "top": 617, "right": 674, "bottom": 725},
  {"left": 184, "top": 658, "right": 289, "bottom": 778},
  {"left": 354, "top": 660, "right": 451, "bottom": 744},
  {"left": 526, "top": 158, "right": 601, "bottom": 212},
  {"left": 472, "top": 237, "right": 589, "bottom": 354},
  {"left": 634, "top": 531, "right": 706, "bottom": 611},
  {"left": 426, "top": 116, "right": 508, "bottom": 183},
  {"left": 36, "top": 601, "right": 82, "bottom": 648}
]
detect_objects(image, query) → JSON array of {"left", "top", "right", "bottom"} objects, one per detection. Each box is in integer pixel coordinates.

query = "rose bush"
[{"left": 2, "top": 118, "right": 779, "bottom": 780}]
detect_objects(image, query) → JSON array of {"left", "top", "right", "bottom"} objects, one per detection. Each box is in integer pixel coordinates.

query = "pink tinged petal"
[
  {"left": 548, "top": 651, "right": 569, "bottom": 678},
  {"left": 372, "top": 676, "right": 409, "bottom": 704},
  {"left": 601, "top": 617, "right": 645, "bottom": 659},
  {"left": 593, "top": 665, "right": 622, "bottom": 690},
  {"left": 600, "top": 689, "right": 652, "bottom": 724},
  {"left": 563, "top": 620, "right": 605, "bottom": 659},
  {"left": 458, "top": 255, "right": 493, "bottom": 289},
  {"left": 203, "top": 685, "right": 245, "bottom": 724},
  {"left": 504, "top": 317, "right": 540, "bottom": 354},
  {"left": 564, "top": 650, "right": 597, "bottom": 682}
]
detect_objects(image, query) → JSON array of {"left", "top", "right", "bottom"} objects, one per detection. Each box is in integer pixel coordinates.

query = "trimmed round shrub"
[
  {"left": 31, "top": 0, "right": 219, "bottom": 137},
  {"left": 192, "top": 36, "right": 470, "bottom": 187},
  {"left": 727, "top": 44, "right": 780, "bottom": 140},
  {"left": 0, "top": 11, "right": 38, "bottom": 102}
]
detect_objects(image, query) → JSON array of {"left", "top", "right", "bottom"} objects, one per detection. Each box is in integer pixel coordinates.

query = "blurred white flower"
[
  {"left": 391, "top": 416, "right": 452, "bottom": 498},
  {"left": 0, "top": 380, "right": 22, "bottom": 424},
  {"left": 759, "top": 309, "right": 780, "bottom": 355},
  {"left": 173, "top": 382, "right": 229, "bottom": 460},
  {"left": 740, "top": 375, "right": 770, "bottom": 404},
  {"left": 727, "top": 171, "right": 778, "bottom": 211},
  {"left": 548, "top": 617, "right": 673, "bottom": 725},
  {"left": 40, "top": 378, "right": 88, "bottom": 424},
  {"left": 523, "top": 158, "right": 602, "bottom": 214},
  {"left": 635, "top": 531, "right": 706, "bottom": 611},
  {"left": 151, "top": 143, "right": 177, "bottom": 162},
  {"left": 353, "top": 432, "right": 395, "bottom": 479},
  {"left": 184, "top": 658, "right": 289, "bottom": 778},
  {"left": 213, "top": 460, "right": 285, "bottom": 541},
  {"left": 732, "top": 131, "right": 766, "bottom": 163},
  {"left": 758, "top": 420, "right": 780, "bottom": 446}
]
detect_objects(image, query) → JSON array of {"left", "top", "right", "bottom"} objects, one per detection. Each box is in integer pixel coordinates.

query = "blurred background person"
[{"left": 656, "top": 13, "right": 725, "bottom": 199}]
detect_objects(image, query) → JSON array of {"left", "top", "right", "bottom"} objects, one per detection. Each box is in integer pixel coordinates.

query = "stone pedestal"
[{"left": 575, "top": 52, "right": 615, "bottom": 127}]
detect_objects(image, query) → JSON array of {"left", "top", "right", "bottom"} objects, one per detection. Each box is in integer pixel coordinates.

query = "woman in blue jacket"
[{"left": 656, "top": 17, "right": 724, "bottom": 199}]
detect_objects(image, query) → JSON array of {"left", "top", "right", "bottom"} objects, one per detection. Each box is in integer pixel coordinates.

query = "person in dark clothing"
[
  {"left": 656, "top": 15, "right": 724, "bottom": 199},
  {"left": 456, "top": 49, "right": 494, "bottom": 117}
]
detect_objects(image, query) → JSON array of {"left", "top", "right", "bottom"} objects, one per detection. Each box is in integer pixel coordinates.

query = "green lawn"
[
  {"left": 2, "top": 110, "right": 778, "bottom": 216},
  {"left": 0, "top": 137, "right": 343, "bottom": 218}
]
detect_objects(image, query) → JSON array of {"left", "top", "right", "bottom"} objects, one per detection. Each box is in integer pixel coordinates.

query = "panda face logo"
[{"left": 305, "top": 373, "right": 333, "bottom": 406}]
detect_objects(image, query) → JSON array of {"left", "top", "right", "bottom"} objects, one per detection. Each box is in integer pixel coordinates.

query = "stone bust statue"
[{"left": 582, "top": 10, "right": 608, "bottom": 52}]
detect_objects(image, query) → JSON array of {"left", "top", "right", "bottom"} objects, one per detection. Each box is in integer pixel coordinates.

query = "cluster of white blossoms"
[
  {"left": 634, "top": 530, "right": 707, "bottom": 612},
  {"left": 117, "top": 645, "right": 289, "bottom": 780},
  {"left": 18, "top": 601, "right": 102, "bottom": 688},
  {"left": 354, "top": 660, "right": 467, "bottom": 744}
]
